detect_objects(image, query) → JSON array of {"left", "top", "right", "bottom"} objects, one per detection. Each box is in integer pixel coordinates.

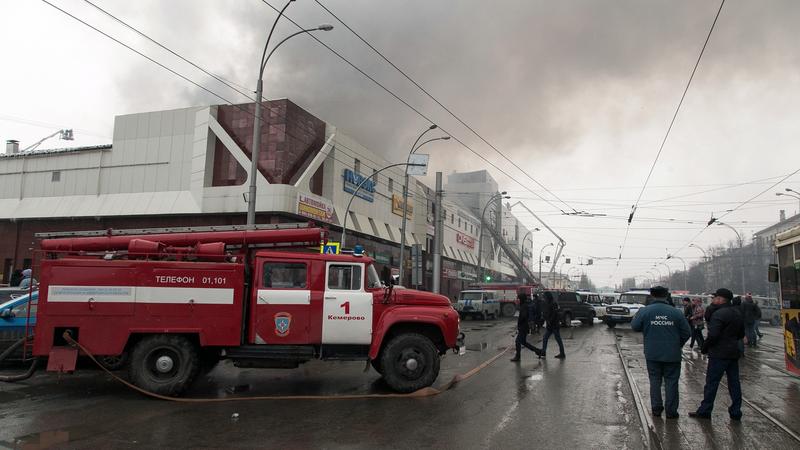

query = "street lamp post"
[
  {"left": 477, "top": 192, "right": 510, "bottom": 281},
  {"left": 340, "top": 162, "right": 424, "bottom": 249},
  {"left": 646, "top": 270, "right": 658, "bottom": 287},
  {"left": 689, "top": 243, "right": 707, "bottom": 260},
  {"left": 539, "top": 243, "right": 554, "bottom": 283},
  {"left": 398, "top": 125, "right": 449, "bottom": 284},
  {"left": 777, "top": 190, "right": 800, "bottom": 214},
  {"left": 658, "top": 262, "right": 672, "bottom": 286},
  {"left": 246, "top": 1, "right": 332, "bottom": 227},
  {"left": 651, "top": 266, "right": 663, "bottom": 284},
  {"left": 666, "top": 255, "right": 688, "bottom": 291},
  {"left": 716, "top": 221, "right": 746, "bottom": 294},
  {"left": 521, "top": 228, "right": 540, "bottom": 274}
]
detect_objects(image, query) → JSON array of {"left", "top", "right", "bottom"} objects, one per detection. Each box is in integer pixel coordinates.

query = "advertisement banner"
[
  {"left": 297, "top": 193, "right": 338, "bottom": 225},
  {"left": 456, "top": 232, "right": 475, "bottom": 249},
  {"left": 392, "top": 194, "right": 413, "bottom": 219},
  {"left": 343, "top": 169, "right": 375, "bottom": 202}
]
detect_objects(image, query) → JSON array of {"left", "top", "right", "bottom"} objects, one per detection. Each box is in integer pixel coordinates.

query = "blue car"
[{"left": 0, "top": 291, "right": 37, "bottom": 361}]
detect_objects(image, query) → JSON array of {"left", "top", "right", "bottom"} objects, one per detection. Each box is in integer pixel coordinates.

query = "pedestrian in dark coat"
[
  {"left": 510, "top": 293, "right": 544, "bottom": 362},
  {"left": 690, "top": 288, "right": 746, "bottom": 421},
  {"left": 631, "top": 286, "right": 691, "bottom": 418},
  {"left": 530, "top": 294, "right": 543, "bottom": 334},
  {"left": 541, "top": 291, "right": 565, "bottom": 359},
  {"left": 9, "top": 269, "right": 23, "bottom": 287},
  {"left": 742, "top": 296, "right": 760, "bottom": 347}
]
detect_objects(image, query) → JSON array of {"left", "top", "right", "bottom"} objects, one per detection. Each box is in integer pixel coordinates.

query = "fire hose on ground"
[
  {"left": 0, "top": 336, "right": 38, "bottom": 382},
  {"left": 60, "top": 331, "right": 509, "bottom": 402}
]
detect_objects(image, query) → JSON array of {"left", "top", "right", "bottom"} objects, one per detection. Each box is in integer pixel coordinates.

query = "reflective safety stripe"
[{"left": 47, "top": 285, "right": 234, "bottom": 304}]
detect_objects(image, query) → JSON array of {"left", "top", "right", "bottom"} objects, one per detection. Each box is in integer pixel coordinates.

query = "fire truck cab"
[{"left": 31, "top": 224, "right": 463, "bottom": 395}]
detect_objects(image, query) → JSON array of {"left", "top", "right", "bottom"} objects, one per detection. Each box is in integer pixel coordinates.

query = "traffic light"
[{"left": 485, "top": 275, "right": 492, "bottom": 282}]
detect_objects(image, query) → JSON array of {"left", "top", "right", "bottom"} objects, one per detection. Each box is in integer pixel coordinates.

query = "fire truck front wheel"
[
  {"left": 129, "top": 335, "right": 199, "bottom": 396},
  {"left": 380, "top": 333, "right": 440, "bottom": 393}
]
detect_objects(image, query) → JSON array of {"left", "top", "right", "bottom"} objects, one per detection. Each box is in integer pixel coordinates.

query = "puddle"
[{"left": 15, "top": 430, "right": 71, "bottom": 449}]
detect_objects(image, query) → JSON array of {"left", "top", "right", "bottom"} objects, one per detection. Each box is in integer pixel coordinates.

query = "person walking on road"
[
  {"left": 690, "top": 288, "right": 746, "bottom": 421},
  {"left": 689, "top": 298, "right": 706, "bottom": 350},
  {"left": 631, "top": 286, "right": 692, "bottom": 419},
  {"left": 530, "top": 294, "right": 543, "bottom": 334},
  {"left": 682, "top": 297, "right": 692, "bottom": 322},
  {"left": 742, "top": 294, "right": 761, "bottom": 347},
  {"left": 510, "top": 293, "right": 544, "bottom": 362},
  {"left": 541, "top": 291, "right": 566, "bottom": 359}
]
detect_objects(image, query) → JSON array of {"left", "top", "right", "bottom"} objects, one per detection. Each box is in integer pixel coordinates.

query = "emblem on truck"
[{"left": 274, "top": 312, "right": 292, "bottom": 337}]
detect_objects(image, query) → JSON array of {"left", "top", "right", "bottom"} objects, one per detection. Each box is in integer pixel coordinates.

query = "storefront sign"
[
  {"left": 444, "top": 268, "right": 459, "bottom": 279},
  {"left": 459, "top": 270, "right": 477, "bottom": 281},
  {"left": 297, "top": 193, "right": 338, "bottom": 224},
  {"left": 373, "top": 254, "right": 390, "bottom": 264},
  {"left": 391, "top": 194, "right": 413, "bottom": 219},
  {"left": 343, "top": 169, "right": 375, "bottom": 202},
  {"left": 456, "top": 232, "right": 475, "bottom": 249}
]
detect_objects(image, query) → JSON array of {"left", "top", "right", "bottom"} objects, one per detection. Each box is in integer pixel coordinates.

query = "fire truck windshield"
[{"left": 367, "top": 263, "right": 382, "bottom": 288}]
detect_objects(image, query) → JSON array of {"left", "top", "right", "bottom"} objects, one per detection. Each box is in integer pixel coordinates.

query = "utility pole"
[{"left": 432, "top": 172, "right": 443, "bottom": 294}]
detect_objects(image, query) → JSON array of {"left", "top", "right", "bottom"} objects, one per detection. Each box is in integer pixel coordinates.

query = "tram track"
[
  {"left": 680, "top": 354, "right": 800, "bottom": 444},
  {"left": 615, "top": 329, "right": 800, "bottom": 447}
]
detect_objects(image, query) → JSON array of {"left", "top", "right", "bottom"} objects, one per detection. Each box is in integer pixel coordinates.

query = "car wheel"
[
  {"left": 606, "top": 322, "right": 617, "bottom": 329},
  {"left": 129, "top": 335, "right": 199, "bottom": 396},
  {"left": 380, "top": 333, "right": 440, "bottom": 393},
  {"left": 562, "top": 313, "right": 572, "bottom": 328},
  {"left": 501, "top": 303, "right": 517, "bottom": 318}
]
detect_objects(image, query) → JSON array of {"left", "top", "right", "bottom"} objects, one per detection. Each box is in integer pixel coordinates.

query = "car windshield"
[
  {"left": 460, "top": 292, "right": 483, "bottom": 301},
  {"left": 619, "top": 293, "right": 649, "bottom": 305}
]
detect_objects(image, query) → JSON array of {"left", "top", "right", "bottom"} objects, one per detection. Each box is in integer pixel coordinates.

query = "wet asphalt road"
[{"left": 0, "top": 319, "right": 796, "bottom": 449}]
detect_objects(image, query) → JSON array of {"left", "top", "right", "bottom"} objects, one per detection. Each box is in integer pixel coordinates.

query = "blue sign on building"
[{"left": 343, "top": 168, "right": 375, "bottom": 202}]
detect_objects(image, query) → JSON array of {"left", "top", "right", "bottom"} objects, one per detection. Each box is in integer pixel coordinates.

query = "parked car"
[
  {"left": 543, "top": 290, "right": 595, "bottom": 326},
  {"left": 0, "top": 291, "right": 37, "bottom": 361},
  {"left": 577, "top": 291, "right": 608, "bottom": 319},
  {"left": 454, "top": 290, "right": 500, "bottom": 320},
  {"left": 604, "top": 290, "right": 650, "bottom": 328}
]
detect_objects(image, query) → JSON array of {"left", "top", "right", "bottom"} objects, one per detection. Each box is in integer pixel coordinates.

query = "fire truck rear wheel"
[
  {"left": 129, "top": 335, "right": 199, "bottom": 396},
  {"left": 380, "top": 333, "right": 440, "bottom": 393}
]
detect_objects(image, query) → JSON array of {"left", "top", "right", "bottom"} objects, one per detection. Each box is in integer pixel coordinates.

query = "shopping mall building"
[{"left": 0, "top": 99, "right": 535, "bottom": 299}]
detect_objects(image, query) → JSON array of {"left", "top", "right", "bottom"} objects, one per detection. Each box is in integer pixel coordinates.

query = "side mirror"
[
  {"left": 0, "top": 309, "right": 13, "bottom": 319},
  {"left": 768, "top": 264, "right": 779, "bottom": 283}
]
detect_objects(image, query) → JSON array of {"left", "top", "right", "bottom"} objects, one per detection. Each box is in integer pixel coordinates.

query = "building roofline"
[{"left": 0, "top": 144, "right": 112, "bottom": 159}]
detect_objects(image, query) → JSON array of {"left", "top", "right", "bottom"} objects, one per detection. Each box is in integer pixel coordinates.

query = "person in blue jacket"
[{"left": 632, "top": 286, "right": 692, "bottom": 419}]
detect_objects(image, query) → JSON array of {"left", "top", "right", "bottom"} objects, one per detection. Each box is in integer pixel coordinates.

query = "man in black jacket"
[
  {"left": 510, "top": 293, "right": 544, "bottom": 362},
  {"left": 742, "top": 295, "right": 760, "bottom": 347},
  {"left": 689, "top": 288, "right": 746, "bottom": 420},
  {"left": 541, "top": 291, "right": 566, "bottom": 359}
]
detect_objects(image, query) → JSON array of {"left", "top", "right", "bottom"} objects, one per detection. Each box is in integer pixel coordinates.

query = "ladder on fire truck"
[
  {"left": 34, "top": 222, "right": 316, "bottom": 239},
  {"left": 481, "top": 218, "right": 539, "bottom": 284}
]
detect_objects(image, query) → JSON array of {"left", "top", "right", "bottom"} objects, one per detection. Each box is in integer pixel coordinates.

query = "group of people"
[
  {"left": 510, "top": 292, "right": 565, "bottom": 362},
  {"left": 682, "top": 292, "right": 763, "bottom": 353},
  {"left": 632, "top": 286, "right": 746, "bottom": 420}
]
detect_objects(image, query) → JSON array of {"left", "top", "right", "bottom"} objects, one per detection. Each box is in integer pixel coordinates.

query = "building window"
[
  {"left": 458, "top": 218, "right": 461, "bottom": 228},
  {"left": 354, "top": 158, "right": 361, "bottom": 174},
  {"left": 388, "top": 178, "right": 394, "bottom": 192},
  {"left": 451, "top": 213, "right": 454, "bottom": 224},
  {"left": 385, "top": 223, "right": 395, "bottom": 241},
  {"left": 51, "top": 171, "right": 61, "bottom": 182},
  {"left": 368, "top": 217, "right": 379, "bottom": 236}
]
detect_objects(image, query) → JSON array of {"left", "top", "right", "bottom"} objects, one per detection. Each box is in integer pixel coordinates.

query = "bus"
[{"left": 769, "top": 224, "right": 800, "bottom": 376}]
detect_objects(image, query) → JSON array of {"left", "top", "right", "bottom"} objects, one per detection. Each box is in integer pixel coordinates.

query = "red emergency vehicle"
[{"left": 31, "top": 223, "right": 463, "bottom": 395}]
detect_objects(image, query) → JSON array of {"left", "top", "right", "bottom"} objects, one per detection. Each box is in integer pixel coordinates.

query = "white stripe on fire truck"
[
  {"left": 256, "top": 289, "right": 311, "bottom": 305},
  {"left": 47, "top": 285, "right": 234, "bottom": 304}
]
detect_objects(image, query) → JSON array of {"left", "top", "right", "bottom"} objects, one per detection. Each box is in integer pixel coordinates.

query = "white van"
[{"left": 454, "top": 290, "right": 501, "bottom": 320}]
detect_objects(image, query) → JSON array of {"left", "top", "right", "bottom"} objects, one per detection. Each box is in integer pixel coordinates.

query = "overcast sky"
[{"left": 2, "top": 0, "right": 799, "bottom": 288}]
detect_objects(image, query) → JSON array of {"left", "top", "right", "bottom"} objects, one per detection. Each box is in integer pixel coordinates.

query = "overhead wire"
[{"left": 256, "top": 0, "right": 568, "bottom": 215}]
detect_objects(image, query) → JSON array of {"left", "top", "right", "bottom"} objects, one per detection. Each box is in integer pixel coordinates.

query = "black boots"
[{"left": 510, "top": 354, "right": 521, "bottom": 362}]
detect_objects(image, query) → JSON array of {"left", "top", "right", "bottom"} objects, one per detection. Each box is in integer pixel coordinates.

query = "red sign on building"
[{"left": 456, "top": 232, "right": 475, "bottom": 249}]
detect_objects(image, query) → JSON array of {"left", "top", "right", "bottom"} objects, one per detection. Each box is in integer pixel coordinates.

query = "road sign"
[
  {"left": 407, "top": 154, "right": 429, "bottom": 176},
  {"left": 320, "top": 242, "right": 341, "bottom": 255}
]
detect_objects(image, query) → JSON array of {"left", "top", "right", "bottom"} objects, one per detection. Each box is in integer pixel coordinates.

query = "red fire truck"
[{"left": 30, "top": 223, "right": 463, "bottom": 395}]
